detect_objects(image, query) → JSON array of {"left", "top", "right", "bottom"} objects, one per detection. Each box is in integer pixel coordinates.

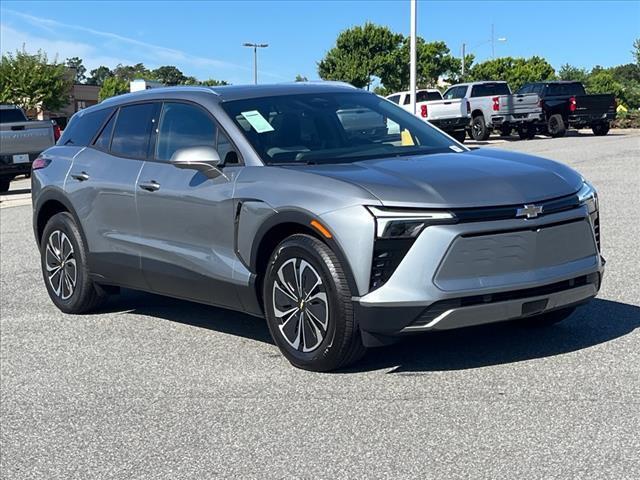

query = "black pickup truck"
[{"left": 516, "top": 81, "right": 616, "bottom": 137}]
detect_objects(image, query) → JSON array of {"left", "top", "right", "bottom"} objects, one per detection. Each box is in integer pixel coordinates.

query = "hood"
[{"left": 290, "top": 148, "right": 583, "bottom": 208}]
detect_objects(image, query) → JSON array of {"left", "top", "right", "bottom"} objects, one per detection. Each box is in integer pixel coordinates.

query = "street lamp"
[
  {"left": 461, "top": 26, "right": 507, "bottom": 79},
  {"left": 243, "top": 42, "right": 269, "bottom": 85}
]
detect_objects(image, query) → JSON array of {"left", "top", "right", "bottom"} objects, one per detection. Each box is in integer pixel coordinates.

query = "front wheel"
[
  {"left": 518, "top": 124, "right": 536, "bottom": 140},
  {"left": 40, "top": 212, "right": 106, "bottom": 313},
  {"left": 263, "top": 234, "right": 366, "bottom": 371},
  {"left": 0, "top": 177, "right": 12, "bottom": 193},
  {"left": 592, "top": 122, "right": 610, "bottom": 136}
]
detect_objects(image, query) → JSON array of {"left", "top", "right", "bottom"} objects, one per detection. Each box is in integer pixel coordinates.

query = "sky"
[{"left": 1, "top": 0, "right": 639, "bottom": 85}]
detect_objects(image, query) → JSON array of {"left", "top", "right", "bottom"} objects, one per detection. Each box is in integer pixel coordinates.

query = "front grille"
[{"left": 411, "top": 273, "right": 600, "bottom": 328}]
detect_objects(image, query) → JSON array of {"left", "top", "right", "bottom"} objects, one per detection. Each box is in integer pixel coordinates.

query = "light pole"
[
  {"left": 409, "top": 0, "right": 417, "bottom": 115},
  {"left": 242, "top": 42, "right": 268, "bottom": 84},
  {"left": 461, "top": 29, "right": 506, "bottom": 79}
]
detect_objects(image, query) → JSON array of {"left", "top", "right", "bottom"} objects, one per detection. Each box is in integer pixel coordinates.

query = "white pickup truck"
[
  {"left": 386, "top": 89, "right": 470, "bottom": 142},
  {"left": 442, "top": 81, "right": 543, "bottom": 141},
  {"left": 0, "top": 105, "right": 59, "bottom": 192}
]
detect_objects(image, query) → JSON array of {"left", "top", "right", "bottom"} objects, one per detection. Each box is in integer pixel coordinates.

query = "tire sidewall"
[
  {"left": 40, "top": 212, "right": 92, "bottom": 313},
  {"left": 263, "top": 236, "right": 351, "bottom": 371},
  {"left": 471, "top": 115, "right": 488, "bottom": 141}
]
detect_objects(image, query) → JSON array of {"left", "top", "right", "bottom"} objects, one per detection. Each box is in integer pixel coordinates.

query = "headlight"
[
  {"left": 577, "top": 181, "right": 598, "bottom": 213},
  {"left": 367, "top": 206, "right": 456, "bottom": 239}
]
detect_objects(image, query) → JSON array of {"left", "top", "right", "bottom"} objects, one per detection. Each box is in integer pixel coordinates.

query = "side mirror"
[{"left": 169, "top": 146, "right": 222, "bottom": 177}]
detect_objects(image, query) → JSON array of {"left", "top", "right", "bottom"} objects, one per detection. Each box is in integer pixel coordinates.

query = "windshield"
[{"left": 221, "top": 91, "right": 461, "bottom": 165}]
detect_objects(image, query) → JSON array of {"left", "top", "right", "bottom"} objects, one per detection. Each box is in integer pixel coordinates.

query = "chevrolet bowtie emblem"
[{"left": 516, "top": 204, "right": 543, "bottom": 219}]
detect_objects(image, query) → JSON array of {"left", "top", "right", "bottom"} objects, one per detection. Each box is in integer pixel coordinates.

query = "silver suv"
[{"left": 32, "top": 83, "right": 604, "bottom": 371}]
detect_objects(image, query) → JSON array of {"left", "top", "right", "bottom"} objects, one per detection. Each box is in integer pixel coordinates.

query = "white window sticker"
[
  {"left": 240, "top": 110, "right": 275, "bottom": 133},
  {"left": 449, "top": 145, "right": 464, "bottom": 153}
]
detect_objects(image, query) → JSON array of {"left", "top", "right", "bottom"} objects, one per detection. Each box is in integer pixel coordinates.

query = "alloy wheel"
[
  {"left": 45, "top": 230, "right": 77, "bottom": 300},
  {"left": 272, "top": 258, "right": 329, "bottom": 353}
]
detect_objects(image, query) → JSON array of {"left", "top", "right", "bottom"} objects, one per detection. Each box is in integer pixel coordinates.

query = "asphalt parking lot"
[{"left": 1, "top": 130, "right": 639, "bottom": 479}]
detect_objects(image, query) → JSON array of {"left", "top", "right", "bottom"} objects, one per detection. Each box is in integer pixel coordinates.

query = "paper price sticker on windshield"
[{"left": 240, "top": 110, "right": 275, "bottom": 133}]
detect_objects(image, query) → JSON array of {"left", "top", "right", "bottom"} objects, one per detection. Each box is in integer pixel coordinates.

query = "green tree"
[
  {"left": 151, "top": 65, "right": 185, "bottom": 85},
  {"left": 87, "top": 66, "right": 112, "bottom": 86},
  {"left": 65, "top": 57, "right": 86, "bottom": 83},
  {"left": 470, "top": 56, "right": 555, "bottom": 91},
  {"left": 112, "top": 63, "right": 150, "bottom": 81},
  {"left": 558, "top": 63, "right": 589, "bottom": 83},
  {"left": 198, "top": 78, "right": 229, "bottom": 86},
  {"left": 318, "top": 22, "right": 403, "bottom": 89},
  {"left": 98, "top": 76, "right": 129, "bottom": 101},
  {"left": 0, "top": 49, "right": 71, "bottom": 112},
  {"left": 295, "top": 74, "right": 308, "bottom": 82},
  {"left": 633, "top": 38, "right": 640, "bottom": 65}
]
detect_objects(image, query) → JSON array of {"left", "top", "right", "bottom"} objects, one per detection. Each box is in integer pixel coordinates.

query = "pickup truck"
[
  {"left": 0, "top": 105, "right": 59, "bottom": 192},
  {"left": 386, "top": 89, "right": 470, "bottom": 142},
  {"left": 442, "top": 81, "right": 543, "bottom": 141},
  {"left": 516, "top": 81, "right": 616, "bottom": 137}
]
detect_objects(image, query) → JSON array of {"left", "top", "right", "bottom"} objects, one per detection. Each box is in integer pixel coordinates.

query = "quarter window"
[
  {"left": 92, "top": 111, "right": 116, "bottom": 150},
  {"left": 156, "top": 102, "right": 217, "bottom": 161},
  {"left": 59, "top": 108, "right": 114, "bottom": 146},
  {"left": 110, "top": 103, "right": 156, "bottom": 159}
]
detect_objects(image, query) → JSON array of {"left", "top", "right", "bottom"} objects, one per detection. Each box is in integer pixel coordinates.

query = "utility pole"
[
  {"left": 242, "top": 42, "right": 268, "bottom": 84},
  {"left": 409, "top": 0, "right": 417, "bottom": 114},
  {"left": 461, "top": 42, "right": 466, "bottom": 78}
]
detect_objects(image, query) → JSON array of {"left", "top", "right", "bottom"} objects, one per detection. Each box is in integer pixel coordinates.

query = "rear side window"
[
  {"left": 110, "top": 103, "right": 156, "bottom": 159},
  {"left": 92, "top": 111, "right": 117, "bottom": 150},
  {"left": 155, "top": 102, "right": 217, "bottom": 161},
  {"left": 59, "top": 108, "right": 113, "bottom": 146},
  {"left": 443, "top": 86, "right": 466, "bottom": 100},
  {"left": 386, "top": 95, "right": 400, "bottom": 104}
]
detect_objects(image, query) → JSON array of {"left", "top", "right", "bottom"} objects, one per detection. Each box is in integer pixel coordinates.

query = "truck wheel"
[
  {"left": 592, "top": 122, "right": 610, "bottom": 136},
  {"left": 451, "top": 130, "right": 466, "bottom": 143},
  {"left": 548, "top": 114, "right": 566, "bottom": 138},
  {"left": 471, "top": 115, "right": 490, "bottom": 141},
  {"left": 518, "top": 307, "right": 576, "bottom": 327},
  {"left": 499, "top": 126, "right": 512, "bottom": 137},
  {"left": 518, "top": 124, "right": 536, "bottom": 140},
  {"left": 0, "top": 177, "right": 12, "bottom": 193},
  {"left": 263, "top": 234, "right": 366, "bottom": 372}
]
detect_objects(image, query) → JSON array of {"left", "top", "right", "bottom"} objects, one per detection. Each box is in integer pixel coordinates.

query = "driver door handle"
[
  {"left": 139, "top": 181, "right": 160, "bottom": 192},
  {"left": 71, "top": 171, "right": 90, "bottom": 181}
]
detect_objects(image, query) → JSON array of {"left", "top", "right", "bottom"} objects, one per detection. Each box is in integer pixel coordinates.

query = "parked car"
[
  {"left": 32, "top": 83, "right": 604, "bottom": 371},
  {"left": 443, "top": 81, "right": 543, "bottom": 140},
  {"left": 516, "top": 81, "right": 616, "bottom": 137},
  {"left": 0, "top": 105, "right": 60, "bottom": 192},
  {"left": 386, "top": 89, "right": 469, "bottom": 142}
]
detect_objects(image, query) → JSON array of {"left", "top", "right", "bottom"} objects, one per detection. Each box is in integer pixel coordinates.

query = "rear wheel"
[
  {"left": 263, "top": 234, "right": 366, "bottom": 371},
  {"left": 518, "top": 307, "right": 576, "bottom": 327},
  {"left": 0, "top": 177, "right": 12, "bottom": 193},
  {"left": 40, "top": 212, "right": 106, "bottom": 313},
  {"left": 470, "top": 115, "right": 490, "bottom": 141},
  {"left": 547, "top": 114, "right": 567, "bottom": 137},
  {"left": 451, "top": 129, "right": 466, "bottom": 143},
  {"left": 592, "top": 122, "right": 610, "bottom": 136}
]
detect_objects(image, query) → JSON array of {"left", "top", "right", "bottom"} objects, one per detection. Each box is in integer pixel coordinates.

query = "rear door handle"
[
  {"left": 71, "top": 171, "right": 89, "bottom": 181},
  {"left": 139, "top": 181, "right": 160, "bottom": 192}
]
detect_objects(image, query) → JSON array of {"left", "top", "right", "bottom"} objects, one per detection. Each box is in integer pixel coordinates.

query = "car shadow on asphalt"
[
  {"left": 347, "top": 298, "right": 640, "bottom": 374},
  {"left": 103, "top": 292, "right": 638, "bottom": 374}
]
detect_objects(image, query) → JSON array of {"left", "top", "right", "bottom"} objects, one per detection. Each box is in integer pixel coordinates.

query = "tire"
[
  {"left": 451, "top": 129, "right": 466, "bottom": 143},
  {"left": 40, "top": 212, "right": 106, "bottom": 314},
  {"left": 263, "top": 234, "right": 366, "bottom": 372},
  {"left": 547, "top": 114, "right": 566, "bottom": 138},
  {"left": 592, "top": 122, "right": 610, "bottom": 136},
  {"left": 0, "top": 177, "right": 11, "bottom": 193},
  {"left": 499, "top": 125, "right": 512, "bottom": 137},
  {"left": 518, "top": 307, "right": 576, "bottom": 327},
  {"left": 517, "top": 124, "right": 536, "bottom": 140},
  {"left": 470, "top": 115, "right": 490, "bottom": 141}
]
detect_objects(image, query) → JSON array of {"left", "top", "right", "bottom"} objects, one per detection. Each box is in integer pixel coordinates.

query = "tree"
[
  {"left": 295, "top": 74, "right": 308, "bottom": 82},
  {"left": 318, "top": 23, "right": 403, "bottom": 89},
  {"left": 0, "top": 49, "right": 71, "bottom": 112},
  {"left": 87, "top": 66, "right": 112, "bottom": 86},
  {"left": 65, "top": 57, "right": 86, "bottom": 83},
  {"left": 98, "top": 76, "right": 129, "bottom": 101},
  {"left": 112, "top": 63, "right": 150, "bottom": 81},
  {"left": 151, "top": 65, "right": 185, "bottom": 85},
  {"left": 558, "top": 63, "right": 589, "bottom": 83},
  {"left": 633, "top": 38, "right": 640, "bottom": 66},
  {"left": 198, "top": 78, "right": 228, "bottom": 86},
  {"left": 469, "top": 56, "right": 555, "bottom": 91}
]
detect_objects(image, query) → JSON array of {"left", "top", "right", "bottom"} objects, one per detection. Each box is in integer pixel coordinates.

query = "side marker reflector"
[{"left": 310, "top": 220, "right": 332, "bottom": 239}]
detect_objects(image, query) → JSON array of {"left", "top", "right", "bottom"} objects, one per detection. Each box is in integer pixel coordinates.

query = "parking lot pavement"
[{"left": 1, "top": 130, "right": 639, "bottom": 479}]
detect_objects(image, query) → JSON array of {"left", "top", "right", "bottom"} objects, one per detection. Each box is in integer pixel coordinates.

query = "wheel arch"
[{"left": 34, "top": 189, "right": 85, "bottom": 249}]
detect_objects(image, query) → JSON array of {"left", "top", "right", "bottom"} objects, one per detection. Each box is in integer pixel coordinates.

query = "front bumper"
[{"left": 353, "top": 206, "right": 603, "bottom": 344}]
